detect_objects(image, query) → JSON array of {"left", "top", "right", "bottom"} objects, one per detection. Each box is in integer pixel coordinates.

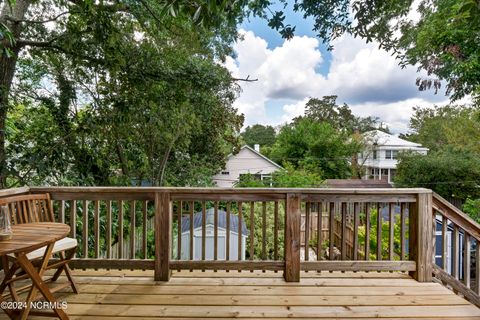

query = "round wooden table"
[{"left": 0, "top": 222, "right": 70, "bottom": 320}]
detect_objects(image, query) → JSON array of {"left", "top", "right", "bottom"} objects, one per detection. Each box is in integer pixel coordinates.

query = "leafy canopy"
[
  {"left": 402, "top": 104, "right": 480, "bottom": 154},
  {"left": 394, "top": 149, "right": 480, "bottom": 202},
  {"left": 304, "top": 95, "right": 384, "bottom": 134},
  {"left": 5, "top": 3, "right": 243, "bottom": 187},
  {"left": 241, "top": 124, "right": 276, "bottom": 148},
  {"left": 269, "top": 117, "right": 361, "bottom": 179},
  {"left": 236, "top": 163, "right": 323, "bottom": 188}
]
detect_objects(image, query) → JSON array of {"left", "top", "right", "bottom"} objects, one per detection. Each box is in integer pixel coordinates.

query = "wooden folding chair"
[{"left": 0, "top": 193, "right": 78, "bottom": 298}]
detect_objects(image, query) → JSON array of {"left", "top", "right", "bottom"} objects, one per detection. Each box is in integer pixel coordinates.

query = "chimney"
[{"left": 254, "top": 144, "right": 260, "bottom": 153}]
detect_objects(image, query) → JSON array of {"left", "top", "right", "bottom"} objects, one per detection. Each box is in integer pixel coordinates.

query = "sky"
[{"left": 224, "top": 2, "right": 468, "bottom": 134}]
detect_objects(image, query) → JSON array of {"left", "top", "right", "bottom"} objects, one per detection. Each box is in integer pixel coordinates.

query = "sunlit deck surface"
[{"left": 22, "top": 269, "right": 480, "bottom": 319}]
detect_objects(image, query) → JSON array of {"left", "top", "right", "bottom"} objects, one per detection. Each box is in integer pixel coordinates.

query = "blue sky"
[{"left": 225, "top": 3, "right": 461, "bottom": 134}]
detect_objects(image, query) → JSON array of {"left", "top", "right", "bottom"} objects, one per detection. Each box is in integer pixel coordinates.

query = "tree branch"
[
  {"left": 67, "top": 0, "right": 130, "bottom": 13},
  {"left": 16, "top": 38, "right": 105, "bottom": 64},
  {"left": 232, "top": 75, "right": 258, "bottom": 82},
  {"left": 5, "top": 11, "right": 70, "bottom": 24},
  {"left": 16, "top": 39, "right": 55, "bottom": 47}
]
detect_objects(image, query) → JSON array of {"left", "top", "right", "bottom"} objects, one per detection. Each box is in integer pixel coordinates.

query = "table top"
[{"left": 0, "top": 222, "right": 70, "bottom": 256}]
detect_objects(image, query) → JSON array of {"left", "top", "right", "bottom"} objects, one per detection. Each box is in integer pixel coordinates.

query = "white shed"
[{"left": 179, "top": 208, "right": 249, "bottom": 260}]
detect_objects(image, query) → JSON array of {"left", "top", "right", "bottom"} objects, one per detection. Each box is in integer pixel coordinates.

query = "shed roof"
[
  {"left": 181, "top": 208, "right": 249, "bottom": 235},
  {"left": 325, "top": 179, "right": 392, "bottom": 188}
]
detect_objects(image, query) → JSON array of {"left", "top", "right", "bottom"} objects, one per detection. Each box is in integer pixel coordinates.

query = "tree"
[
  {"left": 269, "top": 117, "right": 361, "bottom": 179},
  {"left": 398, "top": 0, "right": 480, "bottom": 100},
  {"left": 304, "top": 96, "right": 382, "bottom": 133},
  {"left": 403, "top": 104, "right": 480, "bottom": 154},
  {"left": 241, "top": 124, "right": 276, "bottom": 148},
  {"left": 0, "top": 0, "right": 247, "bottom": 187},
  {"left": 236, "top": 163, "right": 324, "bottom": 188},
  {"left": 398, "top": 103, "right": 480, "bottom": 217},
  {"left": 463, "top": 198, "right": 480, "bottom": 224},
  {"left": 394, "top": 149, "right": 480, "bottom": 203},
  {"left": 283, "top": 1, "right": 480, "bottom": 101},
  {"left": 6, "top": 11, "right": 243, "bottom": 187}
]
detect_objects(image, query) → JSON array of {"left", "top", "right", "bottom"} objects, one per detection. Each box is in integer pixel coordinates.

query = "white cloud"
[
  {"left": 226, "top": 29, "right": 455, "bottom": 131},
  {"left": 349, "top": 98, "right": 439, "bottom": 134},
  {"left": 281, "top": 98, "right": 309, "bottom": 123}
]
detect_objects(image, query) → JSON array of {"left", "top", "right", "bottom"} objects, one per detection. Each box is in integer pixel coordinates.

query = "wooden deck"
[{"left": 16, "top": 270, "right": 480, "bottom": 319}]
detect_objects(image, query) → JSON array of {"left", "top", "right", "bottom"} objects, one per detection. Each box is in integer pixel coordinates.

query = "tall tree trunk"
[
  {"left": 0, "top": 48, "right": 18, "bottom": 187},
  {"left": 0, "top": 0, "right": 32, "bottom": 187}
]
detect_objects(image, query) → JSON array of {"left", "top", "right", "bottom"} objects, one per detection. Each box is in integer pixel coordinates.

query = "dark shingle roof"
[{"left": 181, "top": 208, "right": 249, "bottom": 235}]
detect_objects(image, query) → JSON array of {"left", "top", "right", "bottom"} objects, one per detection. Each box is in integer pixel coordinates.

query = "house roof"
[
  {"left": 363, "top": 130, "right": 428, "bottom": 149},
  {"left": 228, "top": 145, "right": 283, "bottom": 170},
  {"left": 181, "top": 208, "right": 249, "bottom": 235},
  {"left": 325, "top": 179, "right": 392, "bottom": 188}
]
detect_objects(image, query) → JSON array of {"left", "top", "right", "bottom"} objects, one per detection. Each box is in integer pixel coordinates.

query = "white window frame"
[{"left": 385, "top": 150, "right": 398, "bottom": 160}]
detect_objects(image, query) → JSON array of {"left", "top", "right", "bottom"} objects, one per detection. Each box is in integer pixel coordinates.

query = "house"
[
  {"left": 212, "top": 144, "right": 282, "bottom": 187},
  {"left": 359, "top": 130, "right": 428, "bottom": 184},
  {"left": 179, "top": 208, "right": 249, "bottom": 260}
]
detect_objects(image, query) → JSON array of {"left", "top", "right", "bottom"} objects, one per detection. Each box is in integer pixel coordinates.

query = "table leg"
[
  {"left": 0, "top": 256, "right": 18, "bottom": 319},
  {"left": 1, "top": 256, "right": 20, "bottom": 302},
  {"left": 15, "top": 244, "right": 69, "bottom": 320}
]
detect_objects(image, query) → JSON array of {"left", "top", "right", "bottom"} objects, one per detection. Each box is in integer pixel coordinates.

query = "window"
[
  {"left": 221, "top": 171, "right": 229, "bottom": 175},
  {"left": 385, "top": 150, "right": 398, "bottom": 159},
  {"left": 372, "top": 151, "right": 377, "bottom": 160}
]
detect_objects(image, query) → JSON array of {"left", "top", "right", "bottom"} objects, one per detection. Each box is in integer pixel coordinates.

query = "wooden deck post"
[
  {"left": 155, "top": 192, "right": 171, "bottom": 281},
  {"left": 284, "top": 193, "right": 301, "bottom": 282},
  {"left": 409, "top": 191, "right": 433, "bottom": 282}
]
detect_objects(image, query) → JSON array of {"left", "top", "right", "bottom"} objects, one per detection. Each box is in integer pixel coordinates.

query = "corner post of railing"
[
  {"left": 409, "top": 190, "right": 433, "bottom": 282},
  {"left": 284, "top": 193, "right": 301, "bottom": 282},
  {"left": 154, "top": 191, "right": 172, "bottom": 281}
]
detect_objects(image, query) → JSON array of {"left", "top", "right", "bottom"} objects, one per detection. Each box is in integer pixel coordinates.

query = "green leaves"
[
  {"left": 269, "top": 117, "right": 359, "bottom": 179},
  {"left": 241, "top": 124, "right": 276, "bottom": 148},
  {"left": 395, "top": 149, "right": 480, "bottom": 202},
  {"left": 0, "top": 22, "right": 14, "bottom": 57},
  {"left": 4, "top": 0, "right": 244, "bottom": 187}
]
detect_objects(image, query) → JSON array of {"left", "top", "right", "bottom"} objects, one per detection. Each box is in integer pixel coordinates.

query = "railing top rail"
[
  {"left": 29, "top": 186, "right": 432, "bottom": 195},
  {"left": 0, "top": 187, "right": 30, "bottom": 198},
  {"left": 433, "top": 192, "right": 480, "bottom": 240}
]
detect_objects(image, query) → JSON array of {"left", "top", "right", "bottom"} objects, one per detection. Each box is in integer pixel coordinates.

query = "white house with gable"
[
  {"left": 212, "top": 145, "right": 282, "bottom": 187},
  {"left": 359, "top": 130, "right": 429, "bottom": 184}
]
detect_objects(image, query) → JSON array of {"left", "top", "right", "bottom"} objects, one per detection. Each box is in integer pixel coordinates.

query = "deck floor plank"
[{"left": 4, "top": 270, "right": 479, "bottom": 319}]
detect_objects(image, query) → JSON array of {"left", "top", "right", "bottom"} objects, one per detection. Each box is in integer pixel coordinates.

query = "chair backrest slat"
[{"left": 0, "top": 194, "right": 54, "bottom": 225}]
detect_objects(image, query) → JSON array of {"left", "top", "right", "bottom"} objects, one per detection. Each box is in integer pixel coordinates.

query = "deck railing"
[
  {"left": 432, "top": 192, "right": 480, "bottom": 307},
  {"left": 4, "top": 186, "right": 480, "bottom": 306},
  {"left": 3, "top": 186, "right": 430, "bottom": 283}
]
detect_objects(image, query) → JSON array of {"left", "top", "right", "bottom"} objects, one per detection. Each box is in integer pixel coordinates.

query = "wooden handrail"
[
  {"left": 0, "top": 187, "right": 30, "bottom": 198},
  {"left": 433, "top": 192, "right": 480, "bottom": 240},
  {"left": 30, "top": 186, "right": 431, "bottom": 195}
]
